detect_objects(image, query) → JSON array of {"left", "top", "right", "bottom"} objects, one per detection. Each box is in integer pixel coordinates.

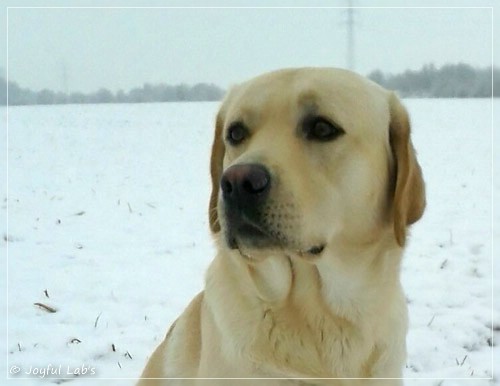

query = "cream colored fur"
[{"left": 138, "top": 68, "right": 425, "bottom": 386}]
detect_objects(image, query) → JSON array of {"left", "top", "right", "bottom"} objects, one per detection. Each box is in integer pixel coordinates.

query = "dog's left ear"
[
  {"left": 389, "top": 93, "right": 426, "bottom": 247},
  {"left": 208, "top": 110, "right": 225, "bottom": 233}
]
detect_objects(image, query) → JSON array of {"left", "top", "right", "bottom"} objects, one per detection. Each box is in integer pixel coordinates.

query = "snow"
[{"left": 1, "top": 99, "right": 498, "bottom": 385}]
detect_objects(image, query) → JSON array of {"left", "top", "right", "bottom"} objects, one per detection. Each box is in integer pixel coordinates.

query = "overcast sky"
[{"left": 1, "top": 0, "right": 498, "bottom": 93}]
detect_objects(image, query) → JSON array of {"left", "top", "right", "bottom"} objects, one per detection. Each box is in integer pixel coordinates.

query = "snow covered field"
[{"left": 1, "top": 99, "right": 498, "bottom": 385}]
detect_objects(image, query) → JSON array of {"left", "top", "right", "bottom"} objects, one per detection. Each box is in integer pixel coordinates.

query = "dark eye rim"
[
  {"left": 226, "top": 121, "right": 249, "bottom": 145},
  {"left": 303, "top": 115, "right": 345, "bottom": 142}
]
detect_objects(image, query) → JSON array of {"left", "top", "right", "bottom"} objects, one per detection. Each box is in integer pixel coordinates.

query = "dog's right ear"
[{"left": 208, "top": 110, "right": 225, "bottom": 233}]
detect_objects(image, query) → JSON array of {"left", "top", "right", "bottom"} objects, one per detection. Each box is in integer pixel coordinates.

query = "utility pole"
[{"left": 346, "top": 0, "right": 355, "bottom": 71}]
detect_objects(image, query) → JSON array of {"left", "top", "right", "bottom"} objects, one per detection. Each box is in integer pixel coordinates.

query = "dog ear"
[
  {"left": 208, "top": 111, "right": 225, "bottom": 233},
  {"left": 389, "top": 93, "right": 426, "bottom": 247}
]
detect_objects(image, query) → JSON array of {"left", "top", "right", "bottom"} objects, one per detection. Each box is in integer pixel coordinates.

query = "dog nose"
[{"left": 220, "top": 164, "right": 271, "bottom": 204}]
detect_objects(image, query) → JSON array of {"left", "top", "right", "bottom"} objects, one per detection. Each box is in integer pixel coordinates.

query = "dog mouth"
[
  {"left": 222, "top": 198, "right": 325, "bottom": 260},
  {"left": 236, "top": 242, "right": 326, "bottom": 261},
  {"left": 226, "top": 219, "right": 325, "bottom": 259},
  {"left": 302, "top": 245, "right": 325, "bottom": 255},
  {"left": 226, "top": 219, "right": 276, "bottom": 250}
]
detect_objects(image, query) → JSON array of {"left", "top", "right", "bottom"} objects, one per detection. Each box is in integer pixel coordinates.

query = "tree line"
[
  {"left": 368, "top": 63, "right": 498, "bottom": 98},
  {"left": 0, "top": 79, "right": 225, "bottom": 106},
  {"left": 0, "top": 63, "right": 497, "bottom": 106}
]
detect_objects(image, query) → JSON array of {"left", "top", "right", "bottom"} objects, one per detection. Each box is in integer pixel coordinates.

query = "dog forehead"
[{"left": 221, "top": 68, "right": 390, "bottom": 133}]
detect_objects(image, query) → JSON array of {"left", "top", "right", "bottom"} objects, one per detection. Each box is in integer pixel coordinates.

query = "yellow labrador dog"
[{"left": 138, "top": 68, "right": 425, "bottom": 385}]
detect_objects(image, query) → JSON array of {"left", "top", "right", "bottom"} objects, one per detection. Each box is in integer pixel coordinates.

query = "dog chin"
[
  {"left": 228, "top": 234, "right": 326, "bottom": 261},
  {"left": 227, "top": 233, "right": 282, "bottom": 260},
  {"left": 236, "top": 245, "right": 326, "bottom": 263},
  {"left": 223, "top": 219, "right": 326, "bottom": 260}
]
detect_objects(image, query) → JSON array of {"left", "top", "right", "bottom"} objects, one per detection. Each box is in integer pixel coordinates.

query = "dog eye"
[
  {"left": 304, "top": 117, "right": 344, "bottom": 142},
  {"left": 226, "top": 122, "right": 248, "bottom": 145}
]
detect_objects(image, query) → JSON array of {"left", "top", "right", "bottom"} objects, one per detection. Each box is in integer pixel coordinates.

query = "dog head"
[{"left": 209, "top": 68, "right": 425, "bottom": 260}]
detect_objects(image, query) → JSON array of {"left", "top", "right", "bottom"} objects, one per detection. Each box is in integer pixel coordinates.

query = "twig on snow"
[
  {"left": 94, "top": 312, "right": 102, "bottom": 328},
  {"left": 457, "top": 355, "right": 467, "bottom": 366},
  {"left": 34, "top": 302, "right": 57, "bottom": 313}
]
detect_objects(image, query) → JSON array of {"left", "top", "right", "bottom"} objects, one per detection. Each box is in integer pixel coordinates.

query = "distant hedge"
[
  {"left": 1, "top": 63, "right": 498, "bottom": 105},
  {"left": 368, "top": 63, "right": 498, "bottom": 98},
  {"left": 0, "top": 79, "right": 225, "bottom": 106}
]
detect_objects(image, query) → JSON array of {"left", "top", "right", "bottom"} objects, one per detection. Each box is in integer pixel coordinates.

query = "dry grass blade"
[
  {"left": 94, "top": 312, "right": 102, "bottom": 328},
  {"left": 34, "top": 302, "right": 57, "bottom": 313}
]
